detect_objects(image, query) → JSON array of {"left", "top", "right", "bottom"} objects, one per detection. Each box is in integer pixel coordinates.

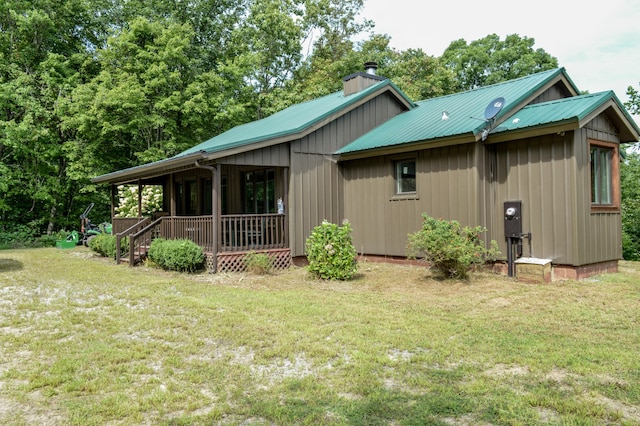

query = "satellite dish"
[{"left": 484, "top": 97, "right": 505, "bottom": 120}]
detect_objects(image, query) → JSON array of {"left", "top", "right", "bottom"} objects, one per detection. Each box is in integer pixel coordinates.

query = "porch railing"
[
  {"left": 115, "top": 217, "right": 150, "bottom": 264},
  {"left": 160, "top": 216, "right": 215, "bottom": 253},
  {"left": 220, "top": 214, "right": 286, "bottom": 251},
  {"left": 112, "top": 217, "right": 145, "bottom": 235},
  {"left": 115, "top": 214, "right": 287, "bottom": 266},
  {"left": 128, "top": 217, "right": 163, "bottom": 265}
]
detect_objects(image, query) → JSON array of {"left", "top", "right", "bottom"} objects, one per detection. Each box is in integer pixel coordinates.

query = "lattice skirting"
[{"left": 214, "top": 248, "right": 291, "bottom": 273}]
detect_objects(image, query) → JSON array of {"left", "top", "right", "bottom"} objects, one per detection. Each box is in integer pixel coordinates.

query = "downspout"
[{"left": 195, "top": 160, "right": 218, "bottom": 272}]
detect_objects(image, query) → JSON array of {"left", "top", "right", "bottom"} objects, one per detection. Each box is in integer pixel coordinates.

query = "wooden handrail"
[
  {"left": 128, "top": 217, "right": 163, "bottom": 265},
  {"left": 115, "top": 217, "right": 150, "bottom": 264}
]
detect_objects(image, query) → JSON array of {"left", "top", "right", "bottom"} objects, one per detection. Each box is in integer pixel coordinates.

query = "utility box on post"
[{"left": 504, "top": 201, "right": 522, "bottom": 238}]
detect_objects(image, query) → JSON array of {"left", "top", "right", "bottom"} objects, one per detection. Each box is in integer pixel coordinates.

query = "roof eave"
[
  {"left": 336, "top": 134, "right": 476, "bottom": 161},
  {"left": 485, "top": 120, "right": 579, "bottom": 144},
  {"left": 91, "top": 151, "right": 207, "bottom": 185}
]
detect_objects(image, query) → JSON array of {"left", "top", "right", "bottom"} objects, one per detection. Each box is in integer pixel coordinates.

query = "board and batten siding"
[
  {"left": 342, "top": 143, "right": 479, "bottom": 257},
  {"left": 572, "top": 114, "right": 622, "bottom": 265},
  {"left": 217, "top": 143, "right": 290, "bottom": 167},
  {"left": 491, "top": 111, "right": 623, "bottom": 266},
  {"left": 491, "top": 133, "right": 575, "bottom": 264},
  {"left": 289, "top": 93, "right": 407, "bottom": 256}
]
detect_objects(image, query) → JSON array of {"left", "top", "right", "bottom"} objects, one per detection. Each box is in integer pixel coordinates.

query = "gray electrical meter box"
[{"left": 504, "top": 201, "right": 522, "bottom": 238}]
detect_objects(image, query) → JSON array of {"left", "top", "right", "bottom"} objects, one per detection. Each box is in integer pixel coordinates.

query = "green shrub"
[
  {"left": 622, "top": 230, "right": 640, "bottom": 260},
  {"left": 243, "top": 251, "right": 273, "bottom": 275},
  {"left": 0, "top": 224, "right": 39, "bottom": 249},
  {"left": 148, "top": 238, "right": 205, "bottom": 273},
  {"left": 90, "top": 234, "right": 116, "bottom": 258},
  {"left": 407, "top": 214, "right": 500, "bottom": 279},
  {"left": 305, "top": 220, "right": 358, "bottom": 280},
  {"left": 37, "top": 234, "right": 59, "bottom": 247}
]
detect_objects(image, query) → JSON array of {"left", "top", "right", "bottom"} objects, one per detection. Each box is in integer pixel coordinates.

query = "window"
[
  {"left": 243, "top": 169, "right": 276, "bottom": 213},
  {"left": 590, "top": 140, "right": 619, "bottom": 210},
  {"left": 395, "top": 159, "right": 416, "bottom": 194}
]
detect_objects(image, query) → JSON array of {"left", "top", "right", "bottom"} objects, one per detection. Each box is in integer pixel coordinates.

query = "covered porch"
[{"left": 108, "top": 162, "right": 291, "bottom": 272}]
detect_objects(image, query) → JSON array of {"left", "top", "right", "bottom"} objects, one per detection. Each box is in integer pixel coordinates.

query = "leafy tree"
[
  {"left": 442, "top": 33, "right": 558, "bottom": 91},
  {"left": 63, "top": 17, "right": 249, "bottom": 179},
  {"left": 621, "top": 151, "right": 640, "bottom": 260},
  {"left": 0, "top": 0, "right": 102, "bottom": 233},
  {"left": 231, "top": 0, "right": 304, "bottom": 119},
  {"left": 625, "top": 83, "right": 640, "bottom": 115},
  {"left": 622, "top": 86, "right": 640, "bottom": 259}
]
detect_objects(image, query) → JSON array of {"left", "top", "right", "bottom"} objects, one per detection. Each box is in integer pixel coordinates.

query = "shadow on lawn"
[{"left": 0, "top": 258, "right": 23, "bottom": 272}]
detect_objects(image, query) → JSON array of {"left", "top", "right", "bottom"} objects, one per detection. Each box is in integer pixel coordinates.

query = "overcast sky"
[{"left": 361, "top": 0, "right": 640, "bottom": 123}]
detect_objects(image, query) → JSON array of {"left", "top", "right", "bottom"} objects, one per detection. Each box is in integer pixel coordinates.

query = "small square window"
[{"left": 395, "top": 160, "right": 416, "bottom": 194}]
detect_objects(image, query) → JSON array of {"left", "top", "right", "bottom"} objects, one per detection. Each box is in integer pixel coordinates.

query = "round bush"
[
  {"left": 89, "top": 233, "right": 117, "bottom": 258},
  {"left": 147, "top": 238, "right": 205, "bottom": 273},
  {"left": 407, "top": 214, "right": 500, "bottom": 279},
  {"left": 305, "top": 220, "right": 358, "bottom": 280}
]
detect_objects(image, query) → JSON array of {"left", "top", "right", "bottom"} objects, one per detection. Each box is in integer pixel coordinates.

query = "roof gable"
[
  {"left": 179, "top": 79, "right": 415, "bottom": 158},
  {"left": 93, "top": 78, "right": 415, "bottom": 184},
  {"left": 490, "top": 90, "right": 640, "bottom": 142},
  {"left": 336, "top": 68, "right": 578, "bottom": 156}
]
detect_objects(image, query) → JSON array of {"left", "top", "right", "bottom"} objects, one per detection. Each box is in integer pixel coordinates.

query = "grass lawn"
[{"left": 1, "top": 247, "right": 639, "bottom": 425}]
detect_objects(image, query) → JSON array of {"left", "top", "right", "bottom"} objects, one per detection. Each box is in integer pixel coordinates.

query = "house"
[{"left": 92, "top": 66, "right": 640, "bottom": 279}]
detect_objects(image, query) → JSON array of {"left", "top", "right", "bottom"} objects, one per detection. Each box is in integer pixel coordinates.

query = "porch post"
[
  {"left": 137, "top": 179, "right": 142, "bottom": 218},
  {"left": 283, "top": 167, "right": 289, "bottom": 247},
  {"left": 169, "top": 173, "right": 176, "bottom": 239},
  {"left": 213, "top": 165, "right": 220, "bottom": 272},
  {"left": 169, "top": 173, "right": 176, "bottom": 216},
  {"left": 110, "top": 185, "right": 116, "bottom": 224}
]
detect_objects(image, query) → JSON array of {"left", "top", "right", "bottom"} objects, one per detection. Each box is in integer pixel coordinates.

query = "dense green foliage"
[
  {"left": 147, "top": 238, "right": 205, "bottom": 272},
  {"left": 305, "top": 220, "right": 358, "bottom": 280},
  {"left": 621, "top": 151, "right": 640, "bottom": 260},
  {"left": 407, "top": 214, "right": 500, "bottom": 279},
  {"left": 441, "top": 33, "right": 558, "bottom": 91},
  {"left": 1, "top": 0, "right": 562, "bottom": 244},
  {"left": 89, "top": 233, "right": 127, "bottom": 258}
]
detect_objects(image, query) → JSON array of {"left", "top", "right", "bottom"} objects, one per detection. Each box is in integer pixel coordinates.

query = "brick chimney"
[{"left": 343, "top": 61, "right": 386, "bottom": 96}]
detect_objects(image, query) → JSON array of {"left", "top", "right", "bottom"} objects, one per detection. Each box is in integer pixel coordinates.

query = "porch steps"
[{"left": 120, "top": 245, "right": 150, "bottom": 265}]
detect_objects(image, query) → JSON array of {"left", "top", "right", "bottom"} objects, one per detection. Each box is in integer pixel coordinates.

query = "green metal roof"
[
  {"left": 336, "top": 68, "right": 574, "bottom": 155},
  {"left": 492, "top": 90, "right": 638, "bottom": 135},
  {"left": 178, "top": 79, "right": 415, "bottom": 157},
  {"left": 92, "top": 78, "right": 414, "bottom": 183}
]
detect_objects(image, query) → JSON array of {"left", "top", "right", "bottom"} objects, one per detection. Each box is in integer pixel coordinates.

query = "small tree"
[
  {"left": 407, "top": 214, "right": 500, "bottom": 279},
  {"left": 305, "top": 220, "right": 358, "bottom": 280},
  {"left": 115, "top": 185, "right": 164, "bottom": 218}
]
